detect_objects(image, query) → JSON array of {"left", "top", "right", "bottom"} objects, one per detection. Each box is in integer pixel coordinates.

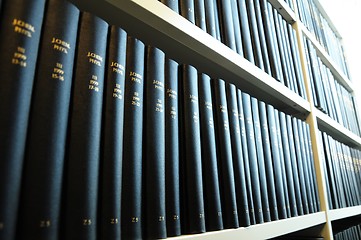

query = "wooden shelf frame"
[{"left": 329, "top": 206, "right": 361, "bottom": 222}]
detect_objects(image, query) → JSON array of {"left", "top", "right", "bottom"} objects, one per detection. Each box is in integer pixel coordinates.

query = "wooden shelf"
[
  {"left": 269, "top": 0, "right": 296, "bottom": 23},
  {"left": 70, "top": 0, "right": 310, "bottom": 115},
  {"left": 329, "top": 205, "right": 361, "bottom": 222},
  {"left": 315, "top": 109, "right": 361, "bottom": 148},
  {"left": 300, "top": 24, "right": 354, "bottom": 92},
  {"left": 168, "top": 212, "right": 326, "bottom": 240}
]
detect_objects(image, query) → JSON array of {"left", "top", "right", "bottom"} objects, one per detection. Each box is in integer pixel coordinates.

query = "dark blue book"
[
  {"left": 180, "top": 0, "right": 195, "bottom": 24},
  {"left": 100, "top": 26, "right": 127, "bottom": 240},
  {"left": 194, "top": 0, "right": 206, "bottom": 31},
  {"left": 258, "top": 101, "right": 279, "bottom": 221},
  {"left": 121, "top": 36, "right": 146, "bottom": 239},
  {"left": 0, "top": 1, "right": 46, "bottom": 239},
  {"left": 292, "top": 117, "right": 310, "bottom": 214},
  {"left": 16, "top": 1, "right": 79, "bottom": 239},
  {"left": 165, "top": 58, "right": 181, "bottom": 237},
  {"left": 226, "top": 83, "right": 250, "bottom": 227},
  {"left": 279, "top": 112, "right": 298, "bottom": 217},
  {"left": 213, "top": 79, "right": 239, "bottom": 229},
  {"left": 144, "top": 46, "right": 167, "bottom": 239},
  {"left": 236, "top": 0, "right": 254, "bottom": 62},
  {"left": 251, "top": 97, "right": 271, "bottom": 222},
  {"left": 198, "top": 73, "right": 224, "bottom": 231},
  {"left": 64, "top": 12, "right": 108, "bottom": 240},
  {"left": 160, "top": 0, "right": 179, "bottom": 12},
  {"left": 230, "top": 0, "right": 244, "bottom": 55},
  {"left": 242, "top": 92, "right": 264, "bottom": 224},
  {"left": 286, "top": 115, "right": 304, "bottom": 216},
  {"left": 204, "top": 0, "right": 217, "bottom": 37},
  {"left": 216, "top": 0, "right": 236, "bottom": 50},
  {"left": 181, "top": 64, "right": 206, "bottom": 233},
  {"left": 267, "top": 104, "right": 287, "bottom": 219},
  {"left": 237, "top": 89, "right": 256, "bottom": 224}
]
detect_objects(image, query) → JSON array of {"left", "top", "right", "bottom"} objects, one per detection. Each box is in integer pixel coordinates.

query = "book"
[
  {"left": 64, "top": 12, "right": 108, "bottom": 240},
  {"left": 144, "top": 46, "right": 167, "bottom": 239},
  {"left": 226, "top": 83, "right": 250, "bottom": 227},
  {"left": 16, "top": 1, "right": 79, "bottom": 239},
  {"left": 165, "top": 58, "right": 181, "bottom": 237},
  {"left": 237, "top": 89, "right": 256, "bottom": 224},
  {"left": 204, "top": 0, "right": 217, "bottom": 37},
  {"left": 237, "top": 0, "right": 254, "bottom": 63},
  {"left": 216, "top": 0, "right": 236, "bottom": 50},
  {"left": 251, "top": 97, "right": 271, "bottom": 222},
  {"left": 267, "top": 104, "right": 287, "bottom": 219},
  {"left": 242, "top": 92, "right": 264, "bottom": 223},
  {"left": 180, "top": 0, "right": 195, "bottom": 24},
  {"left": 100, "top": 26, "right": 127, "bottom": 240},
  {"left": 213, "top": 79, "right": 239, "bottom": 229},
  {"left": 198, "top": 73, "right": 224, "bottom": 231},
  {"left": 121, "top": 36, "right": 146, "bottom": 239},
  {"left": 230, "top": 0, "right": 244, "bottom": 55},
  {"left": 0, "top": 1, "right": 47, "bottom": 239},
  {"left": 194, "top": 0, "right": 206, "bottom": 31},
  {"left": 160, "top": 0, "right": 179, "bottom": 12},
  {"left": 180, "top": 64, "right": 206, "bottom": 233},
  {"left": 258, "top": 101, "right": 279, "bottom": 221}
]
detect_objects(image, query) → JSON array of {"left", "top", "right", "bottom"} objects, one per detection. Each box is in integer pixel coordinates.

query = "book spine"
[
  {"left": 194, "top": 0, "right": 206, "bottom": 31},
  {"left": 181, "top": 64, "right": 206, "bottom": 233},
  {"left": 144, "top": 46, "right": 167, "bottom": 239},
  {"left": 226, "top": 83, "right": 250, "bottom": 227},
  {"left": 160, "top": 0, "right": 179, "bottom": 12},
  {"left": 230, "top": 0, "right": 244, "bottom": 56},
  {"left": 213, "top": 79, "right": 239, "bottom": 229},
  {"left": 279, "top": 112, "right": 298, "bottom": 217},
  {"left": 165, "top": 58, "right": 181, "bottom": 237},
  {"left": 242, "top": 92, "right": 264, "bottom": 223},
  {"left": 180, "top": 0, "right": 195, "bottom": 24},
  {"left": 204, "top": 0, "right": 217, "bottom": 37},
  {"left": 216, "top": 0, "right": 236, "bottom": 50},
  {"left": 286, "top": 115, "right": 304, "bottom": 216},
  {"left": 251, "top": 97, "right": 271, "bottom": 222},
  {"left": 198, "top": 73, "right": 224, "bottom": 231},
  {"left": 236, "top": 0, "right": 255, "bottom": 63},
  {"left": 16, "top": 1, "right": 79, "bottom": 239},
  {"left": 237, "top": 89, "right": 256, "bottom": 224},
  {"left": 121, "top": 36, "right": 145, "bottom": 239},
  {"left": 245, "top": 0, "right": 264, "bottom": 70},
  {"left": 100, "top": 26, "right": 127, "bottom": 240},
  {"left": 64, "top": 12, "right": 108, "bottom": 240},
  {"left": 267, "top": 104, "right": 287, "bottom": 219},
  {"left": 258, "top": 101, "right": 279, "bottom": 221},
  {"left": 274, "top": 109, "right": 291, "bottom": 218},
  {"left": 0, "top": 0, "right": 47, "bottom": 239}
]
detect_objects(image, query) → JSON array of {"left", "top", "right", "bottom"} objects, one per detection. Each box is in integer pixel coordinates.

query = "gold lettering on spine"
[
  {"left": 12, "top": 19, "right": 35, "bottom": 37},
  {"left": 173, "top": 215, "right": 179, "bottom": 220},
  {"left": 87, "top": 52, "right": 103, "bottom": 66},
  {"left": 110, "top": 218, "right": 119, "bottom": 224},
  {"left": 88, "top": 75, "right": 100, "bottom": 92},
  {"left": 112, "top": 83, "right": 123, "bottom": 100},
  {"left": 131, "top": 217, "right": 139, "bottom": 223},
  {"left": 39, "top": 220, "right": 51, "bottom": 228},
  {"left": 12, "top": 46, "right": 27, "bottom": 67},
  {"left": 52, "top": 37, "right": 70, "bottom": 54},
  {"left": 158, "top": 216, "right": 165, "bottom": 222},
  {"left": 52, "top": 62, "right": 65, "bottom": 81},
  {"left": 131, "top": 91, "right": 141, "bottom": 107},
  {"left": 83, "top": 219, "right": 92, "bottom": 226},
  {"left": 153, "top": 80, "right": 164, "bottom": 112}
]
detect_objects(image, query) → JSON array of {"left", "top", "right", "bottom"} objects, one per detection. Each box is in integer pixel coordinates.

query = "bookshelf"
[
  {"left": 1, "top": 0, "right": 360, "bottom": 239},
  {"left": 67, "top": 0, "right": 361, "bottom": 239}
]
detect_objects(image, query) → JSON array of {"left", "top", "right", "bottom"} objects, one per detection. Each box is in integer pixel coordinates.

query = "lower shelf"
[{"left": 169, "top": 212, "right": 327, "bottom": 239}]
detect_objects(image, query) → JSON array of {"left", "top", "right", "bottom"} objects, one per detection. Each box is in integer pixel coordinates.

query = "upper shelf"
[
  {"left": 167, "top": 212, "right": 326, "bottom": 240},
  {"left": 299, "top": 24, "right": 354, "bottom": 93},
  {"left": 269, "top": 0, "right": 296, "bottom": 23},
  {"left": 315, "top": 109, "right": 361, "bottom": 148},
  {"left": 70, "top": 0, "right": 310, "bottom": 115}
]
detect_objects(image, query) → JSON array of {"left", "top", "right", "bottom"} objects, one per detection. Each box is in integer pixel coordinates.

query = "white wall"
[{"left": 318, "top": 0, "right": 361, "bottom": 115}]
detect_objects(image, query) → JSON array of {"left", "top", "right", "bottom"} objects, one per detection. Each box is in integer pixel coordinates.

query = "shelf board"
[
  {"left": 315, "top": 109, "right": 361, "bottom": 148},
  {"left": 269, "top": 0, "right": 296, "bottom": 23},
  {"left": 329, "top": 205, "right": 361, "bottom": 222},
  {"left": 168, "top": 212, "right": 326, "bottom": 240},
  {"left": 313, "top": 0, "right": 342, "bottom": 39},
  {"left": 300, "top": 24, "right": 353, "bottom": 92},
  {"left": 70, "top": 0, "right": 310, "bottom": 115}
]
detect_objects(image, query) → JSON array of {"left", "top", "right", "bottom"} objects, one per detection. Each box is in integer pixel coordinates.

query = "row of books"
[
  {"left": 304, "top": 37, "right": 361, "bottom": 136},
  {"left": 295, "top": 0, "right": 350, "bottom": 77},
  {"left": 334, "top": 223, "right": 361, "bottom": 240},
  {"left": 320, "top": 131, "right": 361, "bottom": 210},
  {"left": 0, "top": 0, "right": 322, "bottom": 239},
  {"left": 159, "top": 0, "right": 307, "bottom": 99}
]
